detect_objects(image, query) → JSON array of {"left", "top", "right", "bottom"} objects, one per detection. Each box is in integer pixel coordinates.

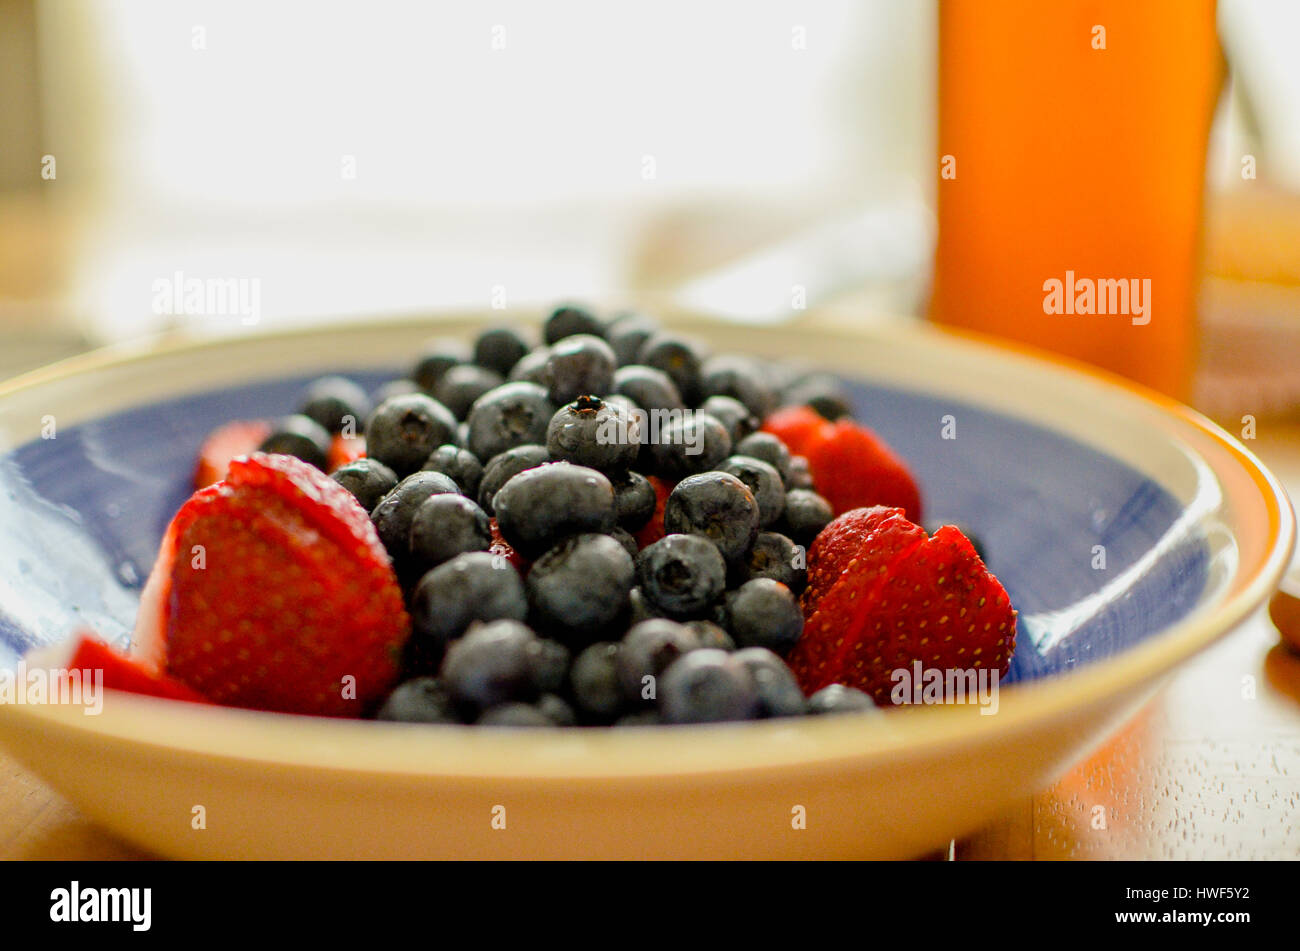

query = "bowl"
[{"left": 0, "top": 313, "right": 1290, "bottom": 859}]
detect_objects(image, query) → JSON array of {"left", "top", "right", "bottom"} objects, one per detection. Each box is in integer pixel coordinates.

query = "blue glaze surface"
[{"left": 0, "top": 371, "right": 1208, "bottom": 684}]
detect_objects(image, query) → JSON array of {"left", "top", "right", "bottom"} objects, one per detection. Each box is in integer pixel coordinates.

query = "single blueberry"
[
  {"left": 406, "top": 552, "right": 528, "bottom": 673},
  {"left": 722, "top": 579, "right": 804, "bottom": 656},
  {"left": 421, "top": 443, "right": 484, "bottom": 498},
  {"left": 365, "top": 393, "right": 459, "bottom": 477},
  {"left": 440, "top": 619, "right": 538, "bottom": 715},
  {"left": 662, "top": 471, "right": 759, "bottom": 564},
  {"left": 635, "top": 533, "right": 727, "bottom": 619},
  {"left": 331, "top": 457, "right": 399, "bottom": 513},
  {"left": 408, "top": 493, "right": 492, "bottom": 574},
  {"left": 658, "top": 649, "right": 760, "bottom": 724},
  {"left": 476, "top": 443, "right": 550, "bottom": 516},
  {"left": 494, "top": 462, "right": 617, "bottom": 557},
  {"left": 259, "top": 414, "right": 331, "bottom": 470},
  {"left": 526, "top": 533, "right": 634, "bottom": 646},
  {"left": 465, "top": 380, "right": 555, "bottom": 462},
  {"left": 298, "top": 375, "right": 371, "bottom": 434}
]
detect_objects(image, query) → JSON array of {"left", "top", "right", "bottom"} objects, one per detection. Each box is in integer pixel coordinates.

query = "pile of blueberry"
[{"left": 265, "top": 304, "right": 878, "bottom": 726}]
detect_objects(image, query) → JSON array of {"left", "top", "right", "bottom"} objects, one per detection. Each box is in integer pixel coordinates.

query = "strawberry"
[
  {"left": 633, "top": 475, "right": 676, "bottom": 550},
  {"left": 762, "top": 405, "right": 832, "bottom": 457},
  {"left": 787, "top": 507, "right": 1016, "bottom": 704},
  {"left": 194, "top": 419, "right": 272, "bottom": 489},
  {"left": 327, "top": 432, "right": 366, "bottom": 472},
  {"left": 803, "top": 419, "right": 922, "bottom": 523},
  {"left": 63, "top": 631, "right": 211, "bottom": 703},
  {"left": 140, "top": 452, "right": 410, "bottom": 717}
]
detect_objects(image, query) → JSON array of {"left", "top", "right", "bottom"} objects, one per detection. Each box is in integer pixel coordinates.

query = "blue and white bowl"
[{"left": 0, "top": 314, "right": 1290, "bottom": 858}]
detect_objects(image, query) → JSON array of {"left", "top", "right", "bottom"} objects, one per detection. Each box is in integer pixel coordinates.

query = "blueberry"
[
  {"left": 406, "top": 552, "right": 528, "bottom": 672},
  {"left": 544, "top": 303, "right": 605, "bottom": 344},
  {"left": 421, "top": 444, "right": 484, "bottom": 498},
  {"left": 465, "top": 381, "right": 555, "bottom": 462},
  {"left": 611, "top": 364, "right": 684, "bottom": 414},
  {"left": 663, "top": 472, "right": 759, "bottom": 564},
  {"left": 370, "top": 471, "right": 461, "bottom": 567},
  {"left": 436, "top": 364, "right": 505, "bottom": 421},
  {"left": 732, "top": 647, "right": 805, "bottom": 718},
  {"left": 617, "top": 618, "right": 701, "bottom": 705},
  {"left": 526, "top": 638, "right": 571, "bottom": 695},
  {"left": 494, "top": 462, "right": 616, "bottom": 557},
  {"left": 605, "top": 312, "right": 659, "bottom": 365},
  {"left": 637, "top": 334, "right": 705, "bottom": 405},
  {"left": 536, "top": 693, "right": 577, "bottom": 726},
  {"left": 647, "top": 412, "right": 732, "bottom": 479},
  {"left": 807, "top": 683, "right": 877, "bottom": 715},
  {"left": 365, "top": 393, "right": 459, "bottom": 477},
  {"left": 635, "top": 533, "right": 727, "bottom": 619},
  {"left": 476, "top": 703, "right": 554, "bottom": 727},
  {"left": 412, "top": 338, "right": 471, "bottom": 393},
  {"left": 608, "top": 526, "right": 639, "bottom": 560},
  {"left": 546, "top": 395, "right": 640, "bottom": 473},
  {"left": 569, "top": 642, "right": 625, "bottom": 721},
  {"left": 658, "top": 649, "right": 760, "bottom": 724},
  {"left": 716, "top": 455, "right": 785, "bottom": 528},
  {"left": 476, "top": 444, "right": 550, "bottom": 515},
  {"left": 543, "top": 334, "right": 617, "bottom": 405},
  {"left": 787, "top": 455, "right": 815, "bottom": 491},
  {"left": 780, "top": 488, "right": 834, "bottom": 548},
  {"left": 526, "top": 533, "right": 634, "bottom": 646},
  {"left": 371, "top": 378, "right": 420, "bottom": 405},
  {"left": 781, "top": 372, "right": 852, "bottom": 421},
  {"left": 611, "top": 470, "right": 656, "bottom": 531},
  {"left": 700, "top": 355, "right": 777, "bottom": 420},
  {"left": 684, "top": 619, "right": 735, "bottom": 652},
  {"left": 258, "top": 414, "right": 331, "bottom": 469},
  {"left": 741, "top": 531, "right": 806, "bottom": 592},
  {"left": 733, "top": 432, "right": 793, "bottom": 486},
  {"left": 722, "top": 579, "right": 803, "bottom": 655},
  {"left": 331, "top": 457, "right": 399, "bottom": 512},
  {"left": 299, "top": 375, "right": 371, "bottom": 434},
  {"left": 699, "top": 395, "right": 758, "bottom": 445},
  {"left": 375, "top": 677, "right": 458, "bottom": 724},
  {"left": 440, "top": 619, "right": 538, "bottom": 715},
  {"left": 473, "top": 326, "right": 533, "bottom": 377},
  {"left": 408, "top": 493, "right": 492, "bottom": 574},
  {"left": 507, "top": 346, "right": 550, "bottom": 385}
]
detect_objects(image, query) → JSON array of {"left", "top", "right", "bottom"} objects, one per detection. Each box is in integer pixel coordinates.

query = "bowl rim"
[{"left": 0, "top": 313, "right": 1292, "bottom": 780}]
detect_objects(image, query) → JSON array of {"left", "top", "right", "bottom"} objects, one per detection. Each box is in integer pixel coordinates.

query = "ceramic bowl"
[{"left": 0, "top": 314, "right": 1290, "bottom": 858}]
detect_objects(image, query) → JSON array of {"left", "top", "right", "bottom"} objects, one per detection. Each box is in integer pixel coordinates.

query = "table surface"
[{"left": 2, "top": 413, "right": 1298, "bottom": 861}]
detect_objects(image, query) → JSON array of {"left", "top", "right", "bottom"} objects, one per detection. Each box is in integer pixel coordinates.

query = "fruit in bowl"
[
  {"left": 0, "top": 308, "right": 1287, "bottom": 859},
  {"left": 45, "top": 305, "right": 1016, "bottom": 728}
]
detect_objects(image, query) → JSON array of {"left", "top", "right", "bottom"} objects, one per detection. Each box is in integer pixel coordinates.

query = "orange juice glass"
[{"left": 930, "top": 0, "right": 1222, "bottom": 401}]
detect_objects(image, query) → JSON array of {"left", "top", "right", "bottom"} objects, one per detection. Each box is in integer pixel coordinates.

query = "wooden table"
[{"left": 2, "top": 425, "right": 1298, "bottom": 861}]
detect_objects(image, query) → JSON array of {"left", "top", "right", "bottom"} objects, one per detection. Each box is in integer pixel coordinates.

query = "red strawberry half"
[
  {"left": 135, "top": 452, "right": 410, "bottom": 716},
  {"left": 194, "top": 419, "right": 272, "bottom": 489},
  {"left": 803, "top": 419, "right": 922, "bottom": 523},
  {"left": 787, "top": 506, "right": 1016, "bottom": 704}
]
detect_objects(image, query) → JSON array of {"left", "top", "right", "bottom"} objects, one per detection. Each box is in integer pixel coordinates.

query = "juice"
[{"left": 930, "top": 0, "right": 1222, "bottom": 400}]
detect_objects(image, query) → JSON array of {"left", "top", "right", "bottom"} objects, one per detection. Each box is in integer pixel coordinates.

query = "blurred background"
[{"left": 0, "top": 0, "right": 1298, "bottom": 420}]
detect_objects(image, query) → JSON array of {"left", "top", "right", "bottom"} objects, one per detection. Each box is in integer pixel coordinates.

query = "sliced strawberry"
[
  {"left": 788, "top": 518, "right": 1016, "bottom": 702},
  {"left": 156, "top": 452, "right": 410, "bottom": 717},
  {"left": 633, "top": 475, "right": 676, "bottom": 550},
  {"left": 803, "top": 419, "right": 923, "bottom": 523},
  {"left": 194, "top": 420, "right": 271, "bottom": 489},
  {"left": 762, "top": 405, "right": 832, "bottom": 457},
  {"left": 65, "top": 632, "right": 211, "bottom": 703},
  {"left": 801, "top": 507, "right": 928, "bottom": 619},
  {"left": 327, "top": 433, "right": 366, "bottom": 472}
]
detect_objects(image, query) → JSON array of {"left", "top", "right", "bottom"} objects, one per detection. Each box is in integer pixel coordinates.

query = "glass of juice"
[{"left": 930, "top": 0, "right": 1222, "bottom": 401}]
